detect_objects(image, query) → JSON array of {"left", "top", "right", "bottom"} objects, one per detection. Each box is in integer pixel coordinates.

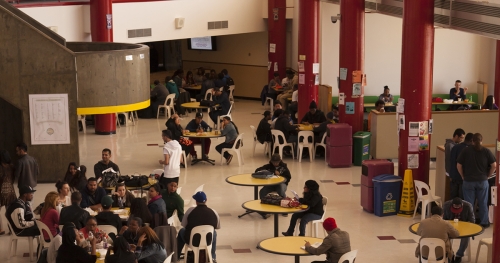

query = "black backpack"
[{"left": 226, "top": 77, "right": 234, "bottom": 86}]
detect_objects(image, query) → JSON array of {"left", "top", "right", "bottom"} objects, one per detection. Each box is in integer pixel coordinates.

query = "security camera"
[{"left": 331, "top": 14, "right": 341, "bottom": 24}]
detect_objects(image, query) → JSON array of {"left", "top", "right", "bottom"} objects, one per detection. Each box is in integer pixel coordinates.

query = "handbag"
[
  {"left": 251, "top": 170, "right": 273, "bottom": 179},
  {"left": 123, "top": 175, "right": 149, "bottom": 187},
  {"left": 102, "top": 172, "right": 119, "bottom": 188},
  {"left": 280, "top": 197, "right": 300, "bottom": 208},
  {"left": 261, "top": 193, "right": 283, "bottom": 206}
]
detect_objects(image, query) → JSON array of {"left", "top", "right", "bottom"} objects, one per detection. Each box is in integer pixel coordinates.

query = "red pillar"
[
  {"left": 338, "top": 0, "right": 365, "bottom": 133},
  {"left": 398, "top": 0, "right": 434, "bottom": 182},
  {"left": 268, "top": 0, "right": 286, "bottom": 81},
  {"left": 493, "top": 39, "right": 500, "bottom": 263},
  {"left": 297, "top": 0, "right": 319, "bottom": 120},
  {"left": 90, "top": 0, "right": 116, "bottom": 135},
  {"left": 495, "top": 40, "right": 500, "bottom": 105}
]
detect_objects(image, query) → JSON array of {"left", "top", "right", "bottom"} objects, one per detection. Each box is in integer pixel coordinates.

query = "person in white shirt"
[{"left": 159, "top": 130, "right": 183, "bottom": 187}]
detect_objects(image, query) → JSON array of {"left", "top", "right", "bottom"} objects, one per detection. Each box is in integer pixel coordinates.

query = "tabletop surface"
[
  {"left": 242, "top": 200, "right": 308, "bottom": 214},
  {"left": 226, "top": 174, "right": 286, "bottom": 186},
  {"left": 258, "top": 236, "right": 323, "bottom": 256},
  {"left": 409, "top": 221, "right": 484, "bottom": 238},
  {"left": 297, "top": 124, "right": 319, "bottom": 131},
  {"left": 181, "top": 102, "right": 209, "bottom": 108},
  {"left": 183, "top": 131, "right": 223, "bottom": 138},
  {"left": 184, "top": 85, "right": 202, "bottom": 90},
  {"left": 432, "top": 101, "right": 475, "bottom": 105}
]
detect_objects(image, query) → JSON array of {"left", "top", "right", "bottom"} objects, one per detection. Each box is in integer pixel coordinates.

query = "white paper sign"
[
  {"left": 298, "top": 61, "right": 305, "bottom": 72},
  {"left": 315, "top": 75, "right": 320, "bottom": 85},
  {"left": 398, "top": 114, "right": 405, "bottom": 130},
  {"left": 408, "top": 154, "right": 419, "bottom": 169},
  {"left": 270, "top": 43, "right": 276, "bottom": 53},
  {"left": 409, "top": 122, "right": 419, "bottom": 136},
  {"left": 340, "top": 68, "right": 348, "bottom": 80},
  {"left": 339, "top": 93, "right": 345, "bottom": 105},
  {"left": 274, "top": 62, "right": 278, "bottom": 72},
  {"left": 397, "top": 98, "right": 405, "bottom": 113},
  {"left": 268, "top": 62, "right": 272, "bottom": 70},
  {"left": 299, "top": 74, "right": 305, "bottom": 84},
  {"left": 428, "top": 119, "right": 433, "bottom": 134},
  {"left": 352, "top": 83, "right": 362, "bottom": 96},
  {"left": 140, "top": 54, "right": 144, "bottom": 59},
  {"left": 312, "top": 63, "right": 320, "bottom": 74},
  {"left": 125, "top": 55, "right": 133, "bottom": 61},
  {"left": 29, "top": 94, "right": 70, "bottom": 145}
]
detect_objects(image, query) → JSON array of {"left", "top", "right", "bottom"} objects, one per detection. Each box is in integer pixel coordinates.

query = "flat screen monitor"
[{"left": 188, "top": 36, "right": 217, "bottom": 51}]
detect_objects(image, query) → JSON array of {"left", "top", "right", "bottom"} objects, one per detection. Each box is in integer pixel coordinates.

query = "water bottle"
[{"left": 103, "top": 238, "right": 108, "bottom": 249}]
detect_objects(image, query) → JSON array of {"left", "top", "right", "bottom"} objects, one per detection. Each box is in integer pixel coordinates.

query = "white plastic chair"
[
  {"left": 7, "top": 222, "right": 40, "bottom": 262},
  {"left": 164, "top": 252, "right": 175, "bottom": 263},
  {"left": 78, "top": 115, "right": 86, "bottom": 133},
  {"left": 413, "top": 180, "right": 442, "bottom": 221},
  {"left": 228, "top": 85, "right": 235, "bottom": 103},
  {"left": 297, "top": 131, "right": 314, "bottom": 163},
  {"left": 36, "top": 220, "right": 54, "bottom": 259},
  {"left": 295, "top": 197, "right": 328, "bottom": 237},
  {"left": 183, "top": 225, "right": 215, "bottom": 263},
  {"left": 176, "top": 187, "right": 182, "bottom": 195},
  {"left": 266, "top": 97, "right": 274, "bottom": 113},
  {"left": 157, "top": 94, "right": 176, "bottom": 119},
  {"left": 116, "top": 112, "right": 135, "bottom": 127},
  {"left": 475, "top": 238, "right": 492, "bottom": 263},
  {"left": 216, "top": 103, "right": 233, "bottom": 130},
  {"left": 419, "top": 238, "right": 446, "bottom": 263},
  {"left": 338, "top": 249, "right": 358, "bottom": 263},
  {"left": 315, "top": 133, "right": 327, "bottom": 163},
  {"left": 271, "top": 130, "right": 295, "bottom": 160},
  {"left": 98, "top": 225, "right": 118, "bottom": 235},
  {"left": 152, "top": 169, "right": 164, "bottom": 177},
  {"left": 184, "top": 184, "right": 205, "bottom": 207},
  {"left": 220, "top": 133, "right": 244, "bottom": 166},
  {"left": 250, "top": 125, "right": 271, "bottom": 157},
  {"left": 204, "top": 89, "right": 213, "bottom": 101}
]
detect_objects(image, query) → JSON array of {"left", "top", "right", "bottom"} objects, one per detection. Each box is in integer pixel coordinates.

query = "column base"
[{"left": 94, "top": 114, "right": 117, "bottom": 135}]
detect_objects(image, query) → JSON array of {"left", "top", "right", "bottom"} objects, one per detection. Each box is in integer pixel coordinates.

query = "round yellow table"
[
  {"left": 181, "top": 102, "right": 209, "bottom": 109},
  {"left": 297, "top": 124, "right": 313, "bottom": 131},
  {"left": 182, "top": 131, "right": 223, "bottom": 165},
  {"left": 242, "top": 200, "right": 308, "bottom": 237},
  {"left": 409, "top": 221, "right": 484, "bottom": 238},
  {"left": 184, "top": 85, "right": 202, "bottom": 90},
  {"left": 111, "top": 207, "right": 130, "bottom": 221},
  {"left": 258, "top": 236, "right": 323, "bottom": 263}
]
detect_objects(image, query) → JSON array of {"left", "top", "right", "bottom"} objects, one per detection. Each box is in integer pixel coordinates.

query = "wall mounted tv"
[{"left": 188, "top": 36, "right": 217, "bottom": 51}]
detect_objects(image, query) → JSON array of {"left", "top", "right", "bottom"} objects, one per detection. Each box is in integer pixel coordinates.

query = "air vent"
[
  {"left": 434, "top": 14, "right": 450, "bottom": 26},
  {"left": 378, "top": 3, "right": 403, "bottom": 17},
  {"left": 207, "top": 21, "right": 229, "bottom": 30},
  {"left": 451, "top": 16, "right": 500, "bottom": 36},
  {"left": 127, "top": 28, "right": 152, "bottom": 38},
  {"left": 365, "top": 1, "right": 377, "bottom": 11},
  {"left": 435, "top": 0, "right": 451, "bottom": 9},
  {"left": 453, "top": 1, "right": 500, "bottom": 18}
]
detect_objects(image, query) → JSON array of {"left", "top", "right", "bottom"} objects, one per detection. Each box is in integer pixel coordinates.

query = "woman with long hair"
[
  {"left": 133, "top": 226, "right": 167, "bottom": 263},
  {"left": 282, "top": 180, "right": 324, "bottom": 236},
  {"left": 41, "top": 191, "right": 60, "bottom": 241},
  {"left": 482, "top": 95, "right": 498, "bottom": 110},
  {"left": 0, "top": 150, "right": 16, "bottom": 235},
  {"left": 147, "top": 184, "right": 166, "bottom": 218},
  {"left": 130, "top": 198, "right": 153, "bottom": 225},
  {"left": 185, "top": 71, "right": 195, "bottom": 86},
  {"left": 56, "top": 223, "right": 97, "bottom": 263},
  {"left": 63, "top": 162, "right": 78, "bottom": 185},
  {"left": 105, "top": 236, "right": 137, "bottom": 263},
  {"left": 112, "top": 183, "right": 135, "bottom": 208},
  {"left": 55, "top": 180, "right": 71, "bottom": 206},
  {"left": 69, "top": 165, "right": 88, "bottom": 193}
]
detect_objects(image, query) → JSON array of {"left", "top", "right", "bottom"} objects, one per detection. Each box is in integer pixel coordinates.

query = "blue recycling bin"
[{"left": 372, "top": 174, "right": 402, "bottom": 217}]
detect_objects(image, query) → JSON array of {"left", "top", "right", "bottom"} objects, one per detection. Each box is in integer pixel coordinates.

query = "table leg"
[
  {"left": 295, "top": 255, "right": 300, "bottom": 263},
  {"left": 274, "top": 214, "right": 279, "bottom": 237},
  {"left": 191, "top": 138, "right": 215, "bottom": 165},
  {"left": 254, "top": 186, "right": 259, "bottom": 200}
]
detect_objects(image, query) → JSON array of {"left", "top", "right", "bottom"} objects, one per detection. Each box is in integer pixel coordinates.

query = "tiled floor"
[{"left": 0, "top": 99, "right": 493, "bottom": 263}]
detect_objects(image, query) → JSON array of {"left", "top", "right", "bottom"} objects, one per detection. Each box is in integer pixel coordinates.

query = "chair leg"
[
  {"left": 475, "top": 243, "right": 482, "bottom": 263},
  {"left": 28, "top": 237, "right": 34, "bottom": 261},
  {"left": 412, "top": 201, "right": 420, "bottom": 219},
  {"left": 309, "top": 147, "right": 313, "bottom": 162}
]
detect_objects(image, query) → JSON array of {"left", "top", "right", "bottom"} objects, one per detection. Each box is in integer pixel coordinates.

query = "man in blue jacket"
[
  {"left": 80, "top": 177, "right": 107, "bottom": 211},
  {"left": 185, "top": 112, "right": 211, "bottom": 159}
]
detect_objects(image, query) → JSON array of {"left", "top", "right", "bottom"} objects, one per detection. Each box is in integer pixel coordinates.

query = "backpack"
[
  {"left": 251, "top": 170, "right": 273, "bottom": 179},
  {"left": 102, "top": 171, "right": 119, "bottom": 188}
]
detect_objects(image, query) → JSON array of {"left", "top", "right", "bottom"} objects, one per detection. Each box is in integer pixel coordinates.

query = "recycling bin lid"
[
  {"left": 353, "top": 131, "right": 371, "bottom": 138},
  {"left": 372, "top": 174, "right": 402, "bottom": 182}
]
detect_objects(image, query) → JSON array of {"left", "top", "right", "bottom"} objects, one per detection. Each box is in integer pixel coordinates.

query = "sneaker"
[
  {"left": 481, "top": 223, "right": 490, "bottom": 228},
  {"left": 226, "top": 155, "right": 233, "bottom": 165},
  {"left": 454, "top": 256, "right": 462, "bottom": 263}
]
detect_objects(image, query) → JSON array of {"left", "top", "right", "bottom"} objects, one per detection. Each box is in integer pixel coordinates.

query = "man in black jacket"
[
  {"left": 274, "top": 111, "right": 298, "bottom": 155},
  {"left": 95, "top": 196, "right": 122, "bottom": 232},
  {"left": 209, "top": 89, "right": 231, "bottom": 124},
  {"left": 6, "top": 185, "right": 40, "bottom": 236},
  {"left": 256, "top": 110, "right": 272, "bottom": 144},
  {"left": 313, "top": 111, "right": 335, "bottom": 143},
  {"left": 94, "top": 148, "right": 120, "bottom": 179},
  {"left": 257, "top": 154, "right": 292, "bottom": 199},
  {"left": 301, "top": 101, "right": 327, "bottom": 124},
  {"left": 59, "top": 191, "right": 90, "bottom": 229},
  {"left": 442, "top": 197, "right": 474, "bottom": 263}
]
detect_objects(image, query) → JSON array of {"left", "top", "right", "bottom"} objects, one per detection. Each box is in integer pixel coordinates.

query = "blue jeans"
[
  {"left": 456, "top": 237, "right": 470, "bottom": 257},
  {"left": 259, "top": 183, "right": 287, "bottom": 199},
  {"left": 177, "top": 228, "right": 217, "bottom": 260},
  {"left": 285, "top": 212, "right": 322, "bottom": 236},
  {"left": 462, "top": 180, "right": 489, "bottom": 225}
]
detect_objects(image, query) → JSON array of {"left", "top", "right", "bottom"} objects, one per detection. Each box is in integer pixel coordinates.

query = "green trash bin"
[{"left": 353, "top": 131, "right": 371, "bottom": 166}]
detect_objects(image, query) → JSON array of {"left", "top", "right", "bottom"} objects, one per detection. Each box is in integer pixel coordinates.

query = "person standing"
[
  {"left": 6, "top": 185, "right": 40, "bottom": 237},
  {"left": 457, "top": 133, "right": 496, "bottom": 228},
  {"left": 445, "top": 128, "right": 465, "bottom": 177},
  {"left": 15, "top": 142, "right": 39, "bottom": 190},
  {"left": 442, "top": 197, "right": 474, "bottom": 263},
  {"left": 449, "top": 133, "right": 473, "bottom": 199},
  {"left": 304, "top": 217, "right": 351, "bottom": 263},
  {"left": 0, "top": 150, "right": 17, "bottom": 235},
  {"left": 159, "top": 130, "right": 182, "bottom": 186},
  {"left": 93, "top": 148, "right": 120, "bottom": 179}
]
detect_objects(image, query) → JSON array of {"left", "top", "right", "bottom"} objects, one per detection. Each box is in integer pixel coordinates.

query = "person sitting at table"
[
  {"left": 270, "top": 109, "right": 283, "bottom": 129},
  {"left": 173, "top": 69, "right": 185, "bottom": 89},
  {"left": 112, "top": 183, "right": 135, "bottom": 208},
  {"left": 166, "top": 114, "right": 194, "bottom": 164},
  {"left": 56, "top": 223, "right": 97, "bottom": 263},
  {"left": 275, "top": 110, "right": 299, "bottom": 155},
  {"left": 301, "top": 101, "right": 326, "bottom": 124},
  {"left": 132, "top": 226, "right": 167, "bottom": 263},
  {"left": 197, "top": 73, "right": 215, "bottom": 101},
  {"left": 130, "top": 199, "right": 152, "bottom": 226},
  {"left": 367, "top": 100, "right": 385, "bottom": 132},
  {"left": 283, "top": 180, "right": 323, "bottom": 236},
  {"left": 415, "top": 206, "right": 459, "bottom": 262},
  {"left": 80, "top": 216, "right": 113, "bottom": 243},
  {"left": 303, "top": 217, "right": 351, "bottom": 263},
  {"left": 104, "top": 236, "right": 137, "bottom": 263},
  {"left": 313, "top": 112, "right": 335, "bottom": 143},
  {"left": 185, "top": 112, "right": 212, "bottom": 159},
  {"left": 185, "top": 71, "right": 196, "bottom": 87},
  {"left": 450, "top": 80, "right": 468, "bottom": 101},
  {"left": 266, "top": 72, "right": 282, "bottom": 100},
  {"left": 161, "top": 181, "right": 184, "bottom": 222},
  {"left": 119, "top": 217, "right": 142, "bottom": 245},
  {"left": 69, "top": 165, "right": 87, "bottom": 193},
  {"left": 193, "top": 67, "right": 205, "bottom": 85},
  {"left": 95, "top": 196, "right": 122, "bottom": 232},
  {"left": 209, "top": 88, "right": 231, "bottom": 125},
  {"left": 482, "top": 95, "right": 498, "bottom": 110},
  {"left": 159, "top": 130, "right": 182, "bottom": 186},
  {"left": 59, "top": 192, "right": 90, "bottom": 230},
  {"left": 80, "top": 177, "right": 107, "bottom": 211},
  {"left": 40, "top": 191, "right": 60, "bottom": 241},
  {"left": 63, "top": 162, "right": 78, "bottom": 187},
  {"left": 6, "top": 185, "right": 40, "bottom": 237},
  {"left": 55, "top": 180, "right": 71, "bottom": 207},
  {"left": 272, "top": 102, "right": 283, "bottom": 121},
  {"left": 332, "top": 106, "right": 339, "bottom": 123},
  {"left": 277, "top": 70, "right": 298, "bottom": 110},
  {"left": 257, "top": 154, "right": 292, "bottom": 199},
  {"left": 222, "top": 69, "right": 234, "bottom": 86},
  {"left": 256, "top": 110, "right": 272, "bottom": 144},
  {"left": 147, "top": 184, "right": 167, "bottom": 219},
  {"left": 165, "top": 76, "right": 179, "bottom": 99},
  {"left": 289, "top": 84, "right": 299, "bottom": 123},
  {"left": 442, "top": 197, "right": 474, "bottom": 263},
  {"left": 94, "top": 148, "right": 120, "bottom": 180},
  {"left": 150, "top": 80, "right": 170, "bottom": 116},
  {"left": 378, "top": 85, "right": 393, "bottom": 103},
  {"left": 216, "top": 116, "right": 239, "bottom": 165},
  {"left": 214, "top": 72, "right": 225, "bottom": 88}
]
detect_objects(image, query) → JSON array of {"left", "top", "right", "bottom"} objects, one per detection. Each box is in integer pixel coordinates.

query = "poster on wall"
[
  {"left": 408, "top": 137, "right": 419, "bottom": 152},
  {"left": 315, "top": 75, "right": 320, "bottom": 85},
  {"left": 398, "top": 114, "right": 405, "bottom": 130},
  {"left": 339, "top": 93, "right": 345, "bottom": 105},
  {"left": 29, "top": 94, "right": 70, "bottom": 145},
  {"left": 407, "top": 154, "right": 419, "bottom": 169},
  {"left": 298, "top": 61, "right": 305, "bottom": 72},
  {"left": 352, "top": 83, "right": 362, "bottom": 96},
  {"left": 429, "top": 119, "right": 433, "bottom": 134},
  {"left": 274, "top": 62, "right": 278, "bottom": 72},
  {"left": 352, "top": 70, "right": 362, "bottom": 83},
  {"left": 419, "top": 121, "right": 428, "bottom": 136},
  {"left": 340, "top": 68, "right": 347, "bottom": 80},
  {"left": 346, "top": 102, "right": 355, "bottom": 114},
  {"left": 419, "top": 135, "right": 429, "bottom": 151},
  {"left": 269, "top": 43, "right": 276, "bottom": 53},
  {"left": 299, "top": 74, "right": 305, "bottom": 84},
  {"left": 409, "top": 122, "right": 419, "bottom": 136},
  {"left": 313, "top": 63, "right": 320, "bottom": 74},
  {"left": 397, "top": 98, "right": 405, "bottom": 113}
]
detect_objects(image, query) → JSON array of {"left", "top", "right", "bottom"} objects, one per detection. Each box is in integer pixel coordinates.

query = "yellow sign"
[{"left": 398, "top": 169, "right": 415, "bottom": 217}]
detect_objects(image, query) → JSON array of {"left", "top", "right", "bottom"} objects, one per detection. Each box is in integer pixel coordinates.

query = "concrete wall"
[{"left": 0, "top": 4, "right": 79, "bottom": 182}]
